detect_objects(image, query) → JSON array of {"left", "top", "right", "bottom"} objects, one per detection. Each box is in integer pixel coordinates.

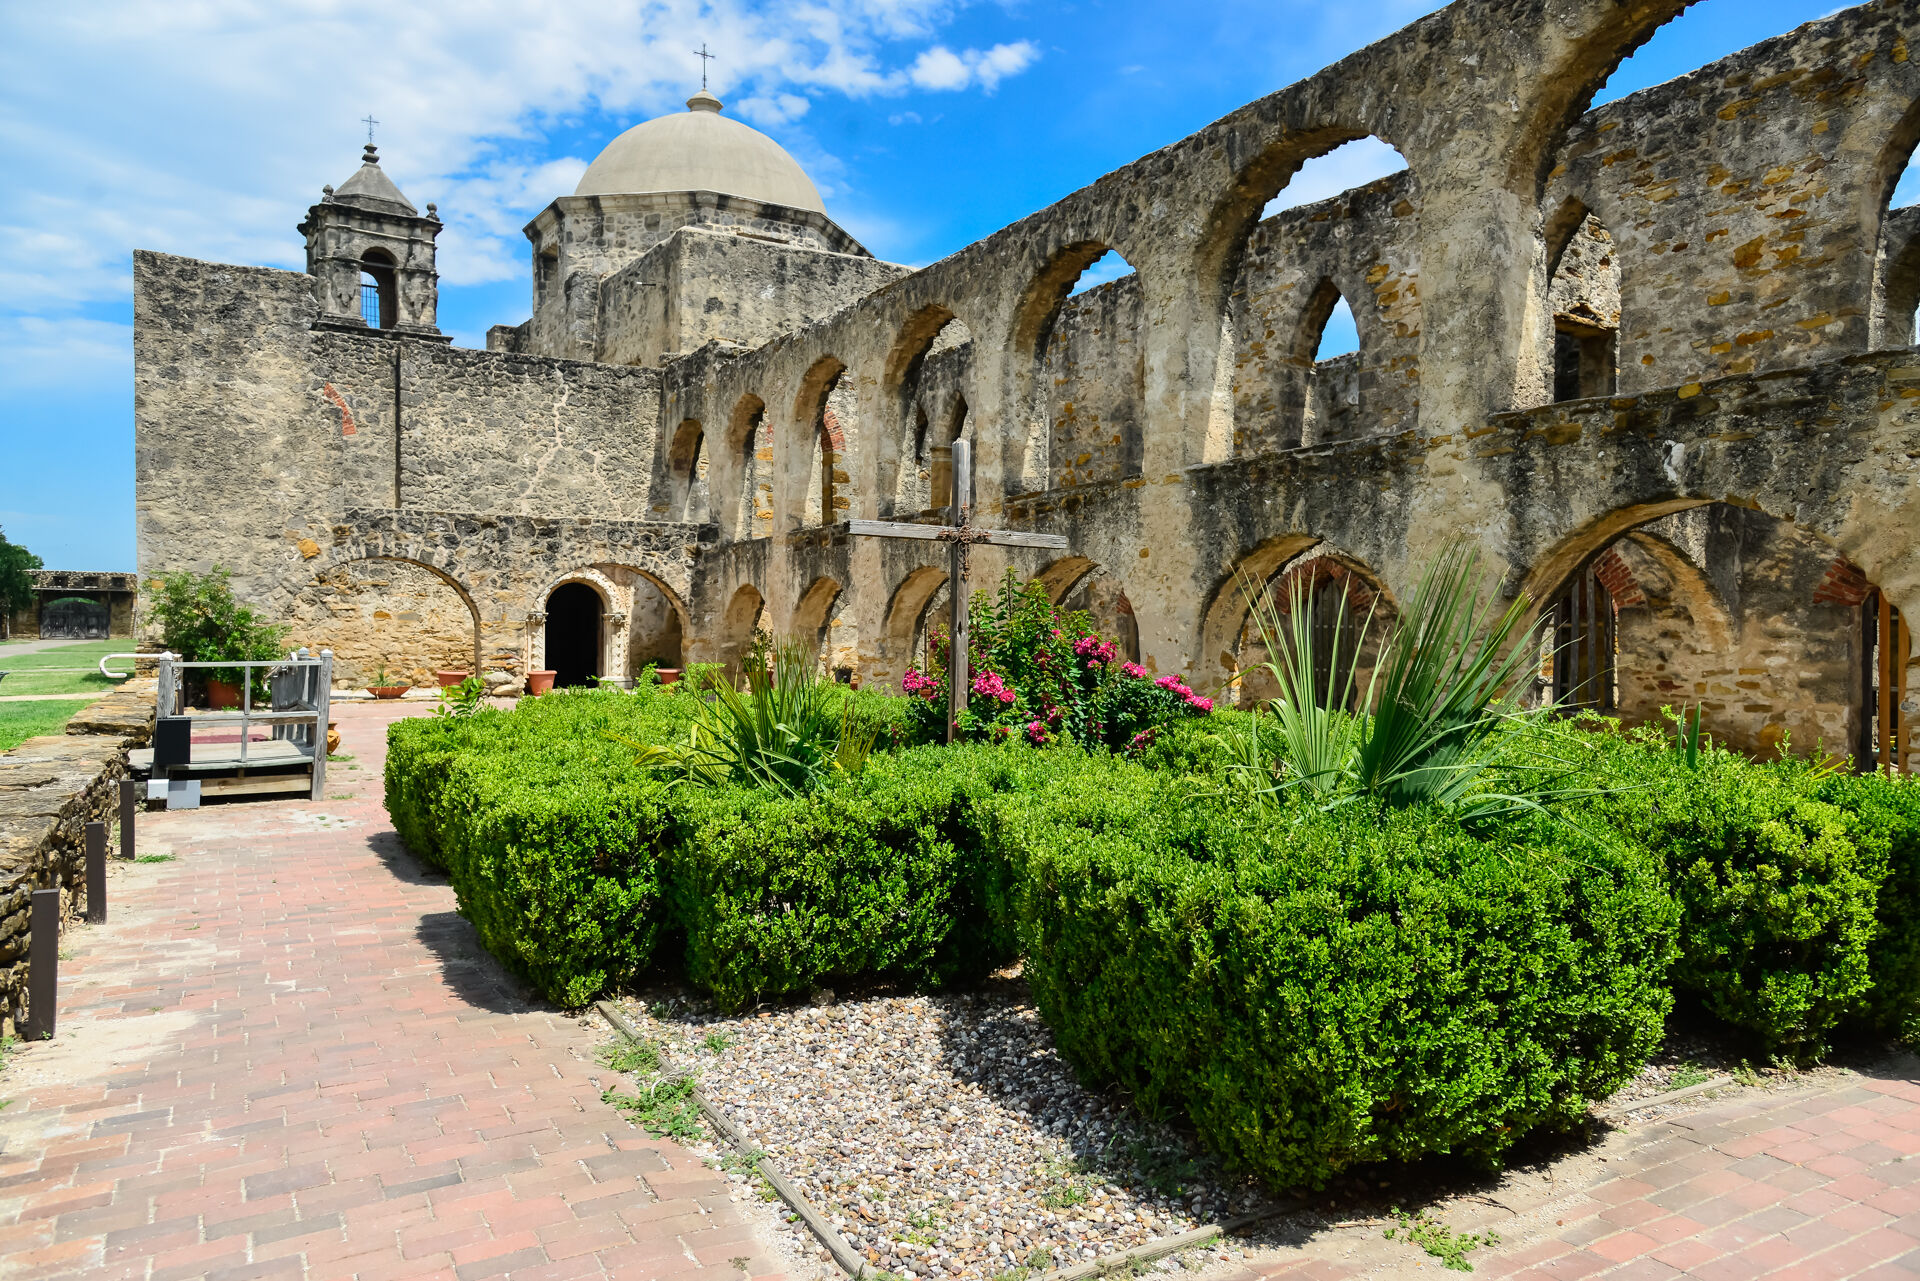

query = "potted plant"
[
  {"left": 367, "top": 667, "right": 410, "bottom": 700},
  {"left": 654, "top": 667, "right": 684, "bottom": 685},
  {"left": 434, "top": 668, "right": 471, "bottom": 687},
  {"left": 143, "top": 567, "right": 286, "bottom": 708},
  {"left": 526, "top": 669, "right": 557, "bottom": 695}
]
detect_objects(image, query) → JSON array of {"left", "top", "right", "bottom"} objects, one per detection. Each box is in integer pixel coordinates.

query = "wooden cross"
[{"left": 849, "top": 438, "right": 1068, "bottom": 740}]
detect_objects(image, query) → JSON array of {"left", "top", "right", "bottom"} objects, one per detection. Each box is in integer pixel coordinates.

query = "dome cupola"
[{"left": 573, "top": 93, "right": 825, "bottom": 213}]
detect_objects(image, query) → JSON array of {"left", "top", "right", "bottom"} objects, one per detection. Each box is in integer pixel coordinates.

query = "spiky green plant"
[
  {"left": 626, "top": 639, "right": 873, "bottom": 796},
  {"left": 1229, "top": 546, "right": 1581, "bottom": 817},
  {"left": 1235, "top": 569, "right": 1374, "bottom": 797}
]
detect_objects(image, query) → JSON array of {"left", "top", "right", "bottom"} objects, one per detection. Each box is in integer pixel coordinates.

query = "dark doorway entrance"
[
  {"left": 42, "top": 596, "right": 109, "bottom": 639},
  {"left": 545, "top": 583, "right": 602, "bottom": 688}
]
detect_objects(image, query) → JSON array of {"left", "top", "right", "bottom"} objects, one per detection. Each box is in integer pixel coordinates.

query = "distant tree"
[{"left": 0, "top": 527, "right": 44, "bottom": 639}]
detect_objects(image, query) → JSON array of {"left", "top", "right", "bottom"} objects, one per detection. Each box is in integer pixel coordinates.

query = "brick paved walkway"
[
  {"left": 0, "top": 702, "right": 794, "bottom": 1281},
  {"left": 1, "top": 701, "right": 1918, "bottom": 1280}
]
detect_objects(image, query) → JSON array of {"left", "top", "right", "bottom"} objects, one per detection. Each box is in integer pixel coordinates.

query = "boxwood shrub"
[
  {"left": 1817, "top": 769, "right": 1920, "bottom": 1044},
  {"left": 1561, "top": 727, "right": 1886, "bottom": 1060},
  {"left": 1011, "top": 780, "right": 1677, "bottom": 1189}
]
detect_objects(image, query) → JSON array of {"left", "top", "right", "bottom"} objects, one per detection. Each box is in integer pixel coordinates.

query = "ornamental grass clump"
[{"left": 899, "top": 571, "right": 1209, "bottom": 749}]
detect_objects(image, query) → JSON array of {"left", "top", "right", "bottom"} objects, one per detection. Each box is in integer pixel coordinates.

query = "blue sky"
[{"left": 0, "top": 0, "right": 1900, "bottom": 570}]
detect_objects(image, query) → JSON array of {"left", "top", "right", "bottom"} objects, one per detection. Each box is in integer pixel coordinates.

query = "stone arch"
[
  {"left": 1009, "top": 240, "right": 1145, "bottom": 494},
  {"left": 791, "top": 356, "right": 854, "bottom": 529},
  {"left": 358, "top": 246, "right": 397, "bottom": 329},
  {"left": 1542, "top": 199, "right": 1622, "bottom": 403},
  {"left": 1231, "top": 546, "right": 1397, "bottom": 707},
  {"left": 1523, "top": 500, "right": 1907, "bottom": 763},
  {"left": 1872, "top": 98, "right": 1920, "bottom": 347},
  {"left": 534, "top": 568, "right": 621, "bottom": 688},
  {"left": 722, "top": 393, "right": 771, "bottom": 539},
  {"left": 667, "top": 418, "right": 709, "bottom": 522},
  {"left": 1036, "top": 557, "right": 1142, "bottom": 667},
  {"left": 598, "top": 564, "right": 693, "bottom": 679},
  {"left": 288, "top": 552, "right": 483, "bottom": 686},
  {"left": 883, "top": 306, "right": 974, "bottom": 515},
  {"left": 1196, "top": 533, "right": 1324, "bottom": 692},
  {"left": 792, "top": 575, "right": 847, "bottom": 674},
  {"left": 882, "top": 565, "right": 949, "bottom": 684},
  {"left": 718, "top": 582, "right": 765, "bottom": 683}
]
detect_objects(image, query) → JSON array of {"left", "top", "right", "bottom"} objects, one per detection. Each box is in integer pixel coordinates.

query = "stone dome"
[{"left": 574, "top": 92, "right": 825, "bottom": 213}]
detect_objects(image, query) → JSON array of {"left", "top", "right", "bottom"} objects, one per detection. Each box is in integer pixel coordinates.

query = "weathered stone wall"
[
  {"left": 0, "top": 680, "right": 154, "bottom": 1036},
  {"left": 285, "top": 559, "right": 477, "bottom": 687},
  {"left": 597, "top": 229, "right": 911, "bottom": 368}
]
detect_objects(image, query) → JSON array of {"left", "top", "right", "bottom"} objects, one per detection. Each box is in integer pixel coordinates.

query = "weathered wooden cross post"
[{"left": 848, "top": 438, "right": 1068, "bottom": 740}]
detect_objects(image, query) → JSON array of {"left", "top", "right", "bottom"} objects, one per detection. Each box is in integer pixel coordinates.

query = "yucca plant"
[
  {"left": 1233, "top": 568, "right": 1376, "bottom": 798},
  {"left": 626, "top": 639, "right": 874, "bottom": 797},
  {"left": 1229, "top": 546, "right": 1578, "bottom": 817}
]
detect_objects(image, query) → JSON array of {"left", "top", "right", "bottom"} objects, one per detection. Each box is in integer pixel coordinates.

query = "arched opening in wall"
[
  {"left": 718, "top": 584, "right": 766, "bottom": 685},
  {"left": 1037, "top": 557, "right": 1140, "bottom": 666},
  {"left": 1298, "top": 282, "right": 1364, "bottom": 445},
  {"left": 725, "top": 395, "right": 770, "bottom": 540},
  {"left": 1530, "top": 503, "right": 1908, "bottom": 767},
  {"left": 1230, "top": 550, "right": 1391, "bottom": 709},
  {"left": 1011, "top": 245, "right": 1143, "bottom": 493},
  {"left": 883, "top": 308, "right": 974, "bottom": 517},
  {"left": 288, "top": 556, "right": 481, "bottom": 688},
  {"left": 360, "top": 248, "right": 397, "bottom": 330},
  {"left": 1875, "top": 122, "right": 1920, "bottom": 348},
  {"left": 793, "top": 358, "right": 856, "bottom": 529},
  {"left": 544, "top": 582, "right": 603, "bottom": 688},
  {"left": 624, "top": 575, "right": 686, "bottom": 678},
  {"left": 1544, "top": 202, "right": 1620, "bottom": 401},
  {"left": 792, "top": 577, "right": 849, "bottom": 679},
  {"left": 668, "top": 419, "right": 710, "bottom": 522},
  {"left": 883, "top": 566, "right": 950, "bottom": 688},
  {"left": 1207, "top": 135, "right": 1417, "bottom": 456}
]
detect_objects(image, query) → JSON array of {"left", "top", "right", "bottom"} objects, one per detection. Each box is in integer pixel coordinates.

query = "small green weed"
[
  {"left": 598, "top": 1035, "right": 703, "bottom": 1140},
  {"left": 1123, "top": 1135, "right": 1200, "bottom": 1197},
  {"left": 135, "top": 854, "right": 175, "bottom": 864},
  {"left": 1669, "top": 1061, "right": 1713, "bottom": 1090},
  {"left": 1383, "top": 1210, "right": 1499, "bottom": 1272},
  {"left": 327, "top": 753, "right": 354, "bottom": 762},
  {"left": 899, "top": 1229, "right": 939, "bottom": 1246},
  {"left": 905, "top": 1210, "right": 937, "bottom": 1230},
  {"left": 704, "top": 1031, "right": 733, "bottom": 1053}
]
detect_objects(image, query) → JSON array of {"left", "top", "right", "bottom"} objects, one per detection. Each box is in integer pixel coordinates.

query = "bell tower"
[{"left": 299, "top": 144, "right": 449, "bottom": 341}]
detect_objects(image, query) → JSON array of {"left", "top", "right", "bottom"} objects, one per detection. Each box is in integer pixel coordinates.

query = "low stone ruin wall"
[{"left": 0, "top": 680, "right": 156, "bottom": 1035}]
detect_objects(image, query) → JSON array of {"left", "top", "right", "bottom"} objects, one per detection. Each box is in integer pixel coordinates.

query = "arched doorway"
[{"left": 545, "top": 583, "right": 602, "bottom": 688}]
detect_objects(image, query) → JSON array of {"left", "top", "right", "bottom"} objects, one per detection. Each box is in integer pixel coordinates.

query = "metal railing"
[{"left": 99, "top": 649, "right": 335, "bottom": 800}]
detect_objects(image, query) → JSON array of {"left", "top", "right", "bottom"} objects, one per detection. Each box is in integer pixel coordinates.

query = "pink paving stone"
[{"left": 0, "top": 702, "right": 787, "bottom": 1281}]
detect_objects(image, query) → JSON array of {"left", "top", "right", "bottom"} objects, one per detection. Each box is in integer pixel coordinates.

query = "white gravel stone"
[{"left": 614, "top": 981, "right": 1264, "bottom": 1279}]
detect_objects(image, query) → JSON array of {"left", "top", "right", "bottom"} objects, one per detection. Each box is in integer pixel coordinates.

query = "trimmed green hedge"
[
  {"left": 1011, "top": 780, "right": 1677, "bottom": 1188},
  {"left": 1818, "top": 769, "right": 1920, "bottom": 1044},
  {"left": 1556, "top": 726, "right": 1890, "bottom": 1059}
]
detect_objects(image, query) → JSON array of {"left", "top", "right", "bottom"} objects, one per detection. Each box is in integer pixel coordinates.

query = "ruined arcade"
[{"left": 134, "top": 0, "right": 1920, "bottom": 765}]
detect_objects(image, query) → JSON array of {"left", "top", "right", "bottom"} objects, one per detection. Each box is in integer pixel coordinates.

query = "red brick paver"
[{"left": 0, "top": 702, "right": 790, "bottom": 1281}]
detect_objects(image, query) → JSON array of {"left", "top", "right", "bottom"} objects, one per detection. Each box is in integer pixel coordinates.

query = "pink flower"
[
  {"left": 1156, "top": 674, "right": 1179, "bottom": 691},
  {"left": 1026, "top": 720, "right": 1048, "bottom": 745},
  {"left": 901, "top": 668, "right": 941, "bottom": 701},
  {"left": 1122, "top": 662, "right": 1148, "bottom": 679},
  {"left": 971, "top": 671, "right": 1017, "bottom": 705},
  {"left": 1189, "top": 696, "right": 1214, "bottom": 713}
]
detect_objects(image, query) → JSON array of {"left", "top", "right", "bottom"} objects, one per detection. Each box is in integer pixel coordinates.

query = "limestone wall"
[{"left": 1043, "top": 276, "right": 1145, "bottom": 490}]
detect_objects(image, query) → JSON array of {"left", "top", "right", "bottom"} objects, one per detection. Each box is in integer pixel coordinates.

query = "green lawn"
[
  {"left": 0, "top": 641, "right": 130, "bottom": 698},
  {"left": 0, "top": 699, "right": 94, "bottom": 752}
]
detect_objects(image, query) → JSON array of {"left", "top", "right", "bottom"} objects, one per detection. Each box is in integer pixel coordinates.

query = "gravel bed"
[{"left": 614, "top": 979, "right": 1271, "bottom": 1280}]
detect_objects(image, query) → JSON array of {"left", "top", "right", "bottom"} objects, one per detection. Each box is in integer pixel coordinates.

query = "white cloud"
[
  {"left": 0, "top": 315, "right": 131, "bottom": 390},
  {"left": 905, "top": 40, "right": 1039, "bottom": 93},
  {"left": 0, "top": 0, "right": 1042, "bottom": 343}
]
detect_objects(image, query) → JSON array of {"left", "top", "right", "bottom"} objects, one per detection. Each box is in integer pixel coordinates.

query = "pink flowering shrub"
[{"left": 897, "top": 570, "right": 1209, "bottom": 750}]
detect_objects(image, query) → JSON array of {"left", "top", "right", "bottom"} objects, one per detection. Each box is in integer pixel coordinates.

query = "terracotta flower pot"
[
  {"left": 526, "top": 670, "right": 557, "bottom": 695},
  {"left": 654, "top": 668, "right": 683, "bottom": 686},
  {"left": 326, "top": 721, "right": 341, "bottom": 754},
  {"left": 368, "top": 685, "right": 410, "bottom": 700},
  {"left": 205, "top": 678, "right": 242, "bottom": 709},
  {"left": 435, "top": 670, "right": 470, "bottom": 687}
]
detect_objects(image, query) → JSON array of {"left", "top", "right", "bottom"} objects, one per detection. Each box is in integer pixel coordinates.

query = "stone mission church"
[{"left": 137, "top": 0, "right": 1920, "bottom": 768}]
